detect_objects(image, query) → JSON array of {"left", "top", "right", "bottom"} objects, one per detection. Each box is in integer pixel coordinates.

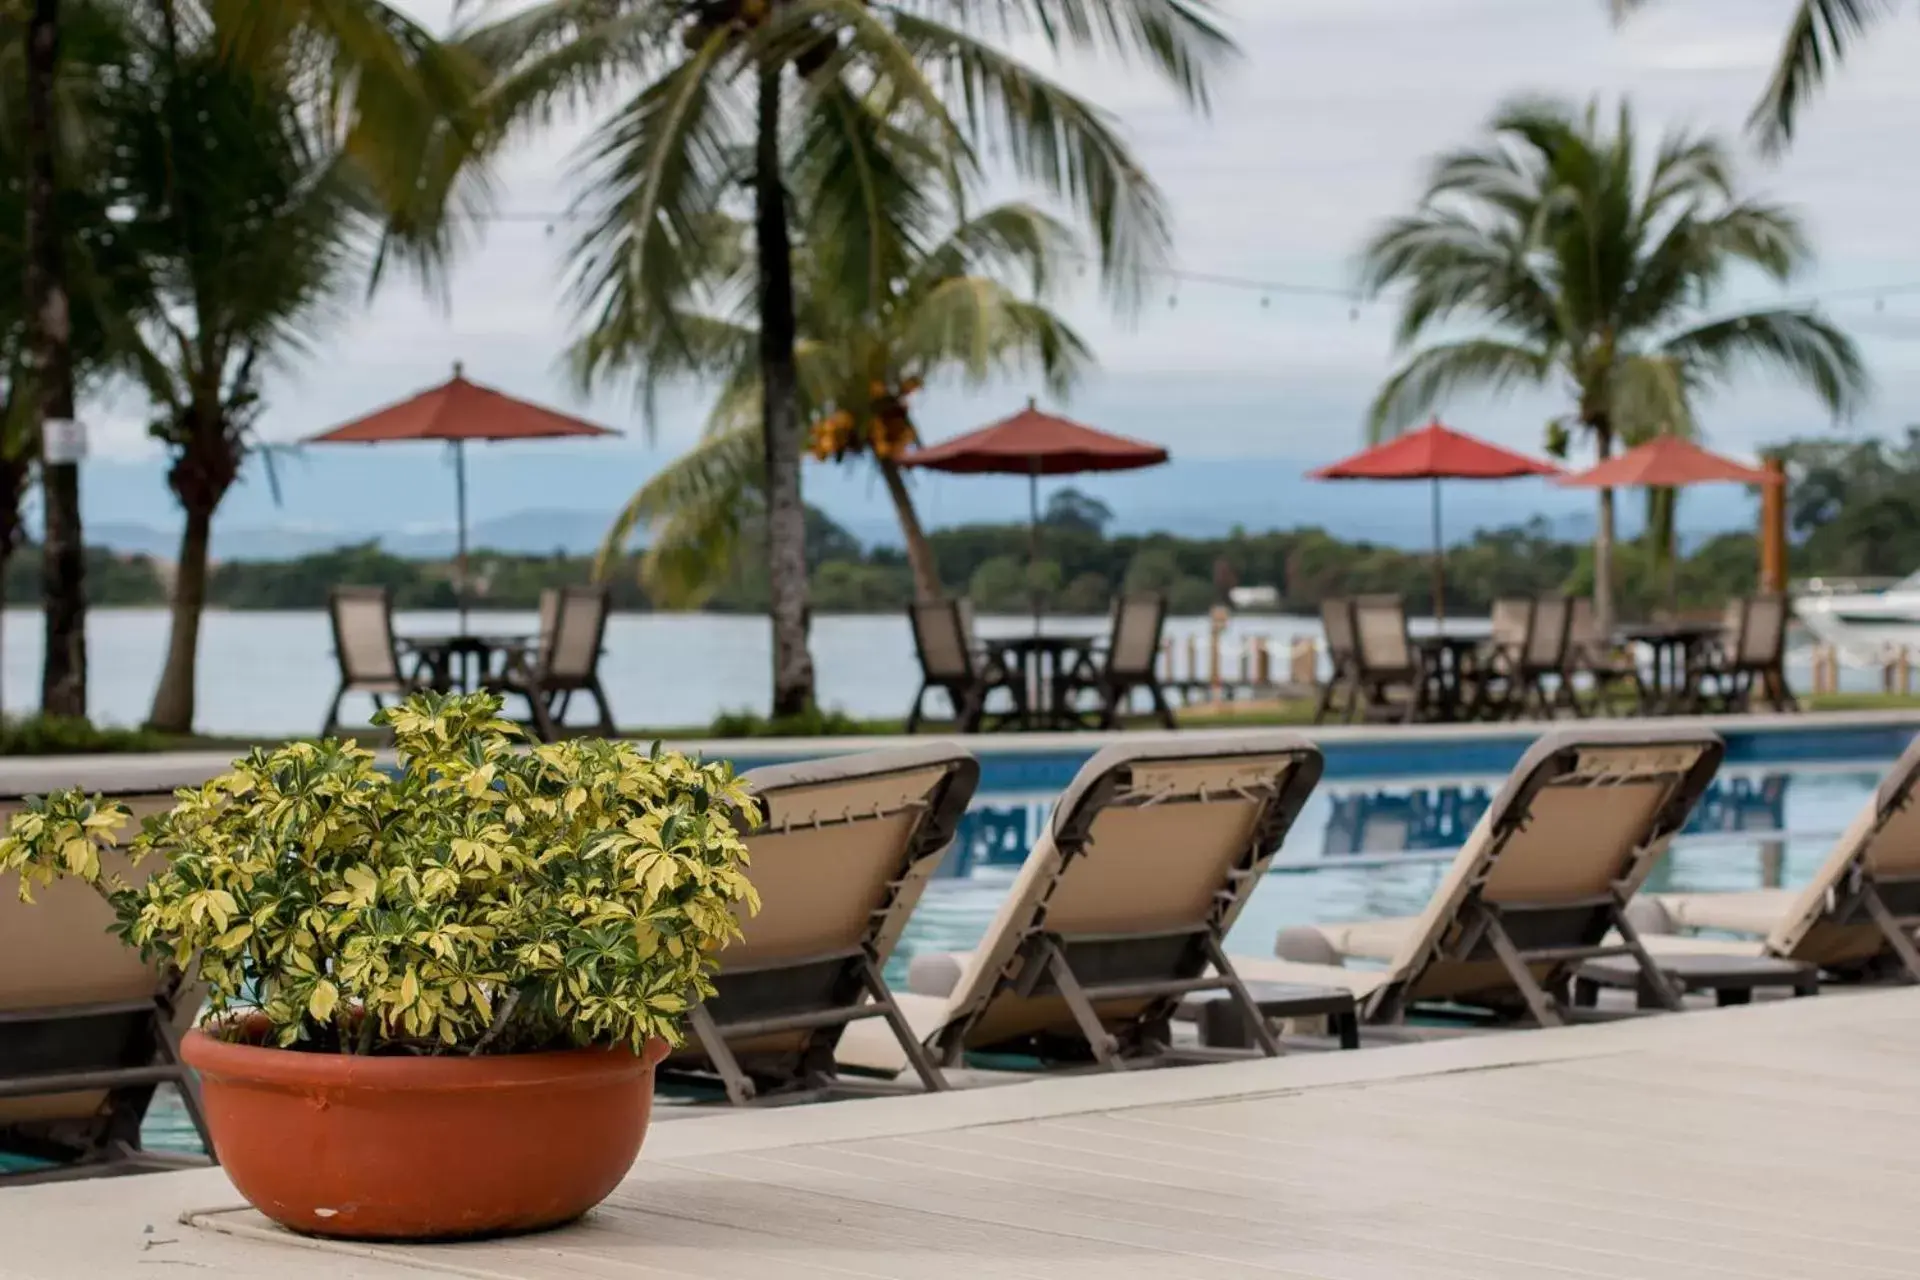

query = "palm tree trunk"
[
  {"left": 1591, "top": 420, "right": 1617, "bottom": 636},
  {"left": 146, "top": 503, "right": 212, "bottom": 733},
  {"left": 878, "top": 457, "right": 942, "bottom": 600},
  {"left": 754, "top": 62, "right": 815, "bottom": 718},
  {"left": 24, "top": 0, "right": 86, "bottom": 718}
]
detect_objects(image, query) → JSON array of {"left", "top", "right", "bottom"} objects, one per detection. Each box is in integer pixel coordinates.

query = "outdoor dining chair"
[
  {"left": 1687, "top": 598, "right": 1751, "bottom": 713},
  {"left": 321, "top": 586, "right": 426, "bottom": 735},
  {"left": 1076, "top": 592, "right": 1177, "bottom": 729},
  {"left": 1514, "top": 595, "right": 1575, "bottom": 718},
  {"left": 1314, "top": 598, "right": 1360, "bottom": 724},
  {"left": 1473, "top": 598, "right": 1534, "bottom": 717},
  {"left": 1567, "top": 597, "right": 1646, "bottom": 717},
  {"left": 1350, "top": 596, "right": 1431, "bottom": 723},
  {"left": 486, "top": 585, "right": 615, "bottom": 741},
  {"left": 905, "top": 599, "right": 1024, "bottom": 733},
  {"left": 1729, "top": 594, "right": 1794, "bottom": 713}
]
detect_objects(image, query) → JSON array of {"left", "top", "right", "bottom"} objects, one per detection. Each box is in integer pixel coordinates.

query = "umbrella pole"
[
  {"left": 1430, "top": 476, "right": 1446, "bottom": 631},
  {"left": 453, "top": 439, "right": 470, "bottom": 635},
  {"left": 1029, "top": 462, "right": 1042, "bottom": 635}
]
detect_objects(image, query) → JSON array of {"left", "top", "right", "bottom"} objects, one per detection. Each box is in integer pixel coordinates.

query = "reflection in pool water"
[{"left": 902, "top": 766, "right": 1854, "bottom": 986}]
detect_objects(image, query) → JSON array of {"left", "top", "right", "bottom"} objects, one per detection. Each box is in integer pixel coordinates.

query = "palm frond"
[
  {"left": 562, "top": 31, "right": 747, "bottom": 432},
  {"left": 1366, "top": 339, "right": 1554, "bottom": 441},
  {"left": 903, "top": 0, "right": 1235, "bottom": 109},
  {"left": 594, "top": 420, "right": 763, "bottom": 604},
  {"left": 890, "top": 10, "right": 1172, "bottom": 306},
  {"left": 1750, "top": 0, "right": 1893, "bottom": 152},
  {"left": 1658, "top": 307, "right": 1869, "bottom": 420}
]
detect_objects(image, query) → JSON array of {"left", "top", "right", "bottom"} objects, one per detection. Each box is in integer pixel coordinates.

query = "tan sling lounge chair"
[
  {"left": 1242, "top": 726, "right": 1725, "bottom": 1027},
  {"left": 1, "top": 769, "right": 214, "bottom": 1183},
  {"left": 838, "top": 734, "right": 1325, "bottom": 1075},
  {"left": 1634, "top": 734, "right": 1920, "bottom": 981},
  {"left": 666, "top": 743, "right": 979, "bottom": 1105}
]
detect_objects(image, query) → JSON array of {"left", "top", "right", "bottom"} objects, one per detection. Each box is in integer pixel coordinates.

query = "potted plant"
[{"left": 0, "top": 693, "right": 758, "bottom": 1241}]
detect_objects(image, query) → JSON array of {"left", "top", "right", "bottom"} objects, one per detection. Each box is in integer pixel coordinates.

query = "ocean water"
[{"left": 119, "top": 757, "right": 1874, "bottom": 1159}]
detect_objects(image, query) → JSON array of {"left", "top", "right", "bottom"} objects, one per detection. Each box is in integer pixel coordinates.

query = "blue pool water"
[{"left": 109, "top": 725, "right": 1920, "bottom": 1159}]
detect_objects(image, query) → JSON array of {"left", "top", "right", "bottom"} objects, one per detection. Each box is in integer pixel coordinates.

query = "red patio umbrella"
[
  {"left": 306, "top": 363, "right": 619, "bottom": 628},
  {"left": 899, "top": 400, "right": 1168, "bottom": 626},
  {"left": 1310, "top": 420, "right": 1561, "bottom": 624},
  {"left": 1558, "top": 436, "right": 1779, "bottom": 609},
  {"left": 1557, "top": 435, "right": 1775, "bottom": 490}
]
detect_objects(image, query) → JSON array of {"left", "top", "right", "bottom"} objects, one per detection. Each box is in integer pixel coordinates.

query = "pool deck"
[
  {"left": 4, "top": 706, "right": 1918, "bottom": 794},
  {"left": 8, "top": 987, "right": 1920, "bottom": 1279}
]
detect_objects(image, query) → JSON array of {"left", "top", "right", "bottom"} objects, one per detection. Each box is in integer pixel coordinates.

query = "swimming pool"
[{"left": 94, "top": 718, "right": 1920, "bottom": 1158}]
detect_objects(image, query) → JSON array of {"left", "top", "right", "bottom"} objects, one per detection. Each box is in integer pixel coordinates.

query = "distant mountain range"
[{"left": 75, "top": 456, "right": 1760, "bottom": 562}]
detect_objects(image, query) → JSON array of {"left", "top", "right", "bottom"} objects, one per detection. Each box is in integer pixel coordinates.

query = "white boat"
[{"left": 1794, "top": 573, "right": 1920, "bottom": 664}]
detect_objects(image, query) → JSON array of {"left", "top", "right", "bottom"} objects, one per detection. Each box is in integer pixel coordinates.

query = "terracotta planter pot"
[{"left": 181, "top": 1022, "right": 671, "bottom": 1241}]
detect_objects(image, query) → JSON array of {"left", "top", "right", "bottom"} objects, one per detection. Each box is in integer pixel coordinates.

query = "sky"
[{"left": 71, "top": 0, "right": 1920, "bottom": 544}]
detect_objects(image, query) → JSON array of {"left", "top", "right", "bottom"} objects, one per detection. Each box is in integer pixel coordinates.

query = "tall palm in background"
[
  {"left": 9, "top": 0, "right": 484, "bottom": 722},
  {"left": 0, "top": 0, "right": 140, "bottom": 721},
  {"left": 123, "top": 2, "right": 440, "bottom": 734},
  {"left": 1611, "top": 0, "right": 1892, "bottom": 150},
  {"left": 591, "top": 199, "right": 1091, "bottom": 607},
  {"left": 471, "top": 0, "right": 1231, "bottom": 716},
  {"left": 1360, "top": 97, "right": 1867, "bottom": 633}
]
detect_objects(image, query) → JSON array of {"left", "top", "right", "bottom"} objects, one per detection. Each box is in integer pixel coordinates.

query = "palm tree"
[
  {"left": 470, "top": 0, "right": 1232, "bottom": 716},
  {"left": 1360, "top": 96, "right": 1867, "bottom": 633},
  {"left": 106, "top": 3, "right": 403, "bottom": 735},
  {"left": 592, "top": 200, "right": 1092, "bottom": 607},
  {"left": 7, "top": 0, "right": 484, "bottom": 722},
  {"left": 1610, "top": 1, "right": 1889, "bottom": 150}
]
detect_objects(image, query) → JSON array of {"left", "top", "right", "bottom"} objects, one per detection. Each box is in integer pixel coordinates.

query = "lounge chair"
[
  {"left": 1072, "top": 592, "right": 1177, "bottom": 729},
  {"left": 320, "top": 585, "right": 426, "bottom": 735},
  {"left": 666, "top": 743, "right": 979, "bottom": 1105},
  {"left": 836, "top": 734, "right": 1326, "bottom": 1075},
  {"left": 1633, "top": 734, "right": 1920, "bottom": 981},
  {"left": 487, "top": 584, "right": 615, "bottom": 741},
  {"left": 1242, "top": 726, "right": 1725, "bottom": 1027},
  {"left": 905, "top": 599, "right": 1024, "bottom": 733},
  {"left": 1, "top": 776, "right": 213, "bottom": 1184}
]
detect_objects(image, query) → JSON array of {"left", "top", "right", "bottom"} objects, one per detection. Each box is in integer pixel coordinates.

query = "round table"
[
  {"left": 981, "top": 634, "right": 1102, "bottom": 731},
  {"left": 1617, "top": 621, "right": 1726, "bottom": 714}
]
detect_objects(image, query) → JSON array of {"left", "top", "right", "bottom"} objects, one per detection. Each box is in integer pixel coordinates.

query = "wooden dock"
[{"left": 7, "top": 988, "right": 1920, "bottom": 1278}]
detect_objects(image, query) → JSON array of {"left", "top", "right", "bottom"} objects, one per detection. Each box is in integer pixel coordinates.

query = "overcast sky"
[{"left": 78, "top": 0, "right": 1920, "bottom": 532}]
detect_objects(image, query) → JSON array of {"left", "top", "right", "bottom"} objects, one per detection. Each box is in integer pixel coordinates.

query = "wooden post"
[
  {"left": 1254, "top": 637, "right": 1271, "bottom": 688},
  {"left": 1901, "top": 647, "right": 1912, "bottom": 697},
  {"left": 1760, "top": 456, "right": 1788, "bottom": 593},
  {"left": 1184, "top": 635, "right": 1198, "bottom": 690}
]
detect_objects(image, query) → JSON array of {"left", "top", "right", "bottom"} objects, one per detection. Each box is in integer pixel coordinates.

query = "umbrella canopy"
[
  {"left": 306, "top": 364, "right": 619, "bottom": 627},
  {"left": 900, "top": 401, "right": 1168, "bottom": 475},
  {"left": 898, "top": 401, "right": 1169, "bottom": 626},
  {"left": 1310, "top": 420, "right": 1561, "bottom": 624},
  {"left": 1556, "top": 435, "right": 1776, "bottom": 489},
  {"left": 1558, "top": 436, "right": 1777, "bottom": 613},
  {"left": 1310, "top": 421, "right": 1561, "bottom": 482}
]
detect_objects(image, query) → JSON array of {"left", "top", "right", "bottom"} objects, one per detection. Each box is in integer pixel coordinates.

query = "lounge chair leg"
[
  {"left": 1202, "top": 935, "right": 1281, "bottom": 1058},
  {"left": 1041, "top": 938, "right": 1126, "bottom": 1070},
  {"left": 524, "top": 680, "right": 560, "bottom": 743},
  {"left": 906, "top": 683, "right": 929, "bottom": 734},
  {"left": 1478, "top": 909, "right": 1565, "bottom": 1028},
  {"left": 859, "top": 956, "right": 947, "bottom": 1093},
  {"left": 152, "top": 988, "right": 212, "bottom": 1155},
  {"left": 1859, "top": 882, "right": 1920, "bottom": 983},
  {"left": 688, "top": 1003, "right": 756, "bottom": 1105},
  {"left": 1609, "top": 894, "right": 1684, "bottom": 1012}
]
